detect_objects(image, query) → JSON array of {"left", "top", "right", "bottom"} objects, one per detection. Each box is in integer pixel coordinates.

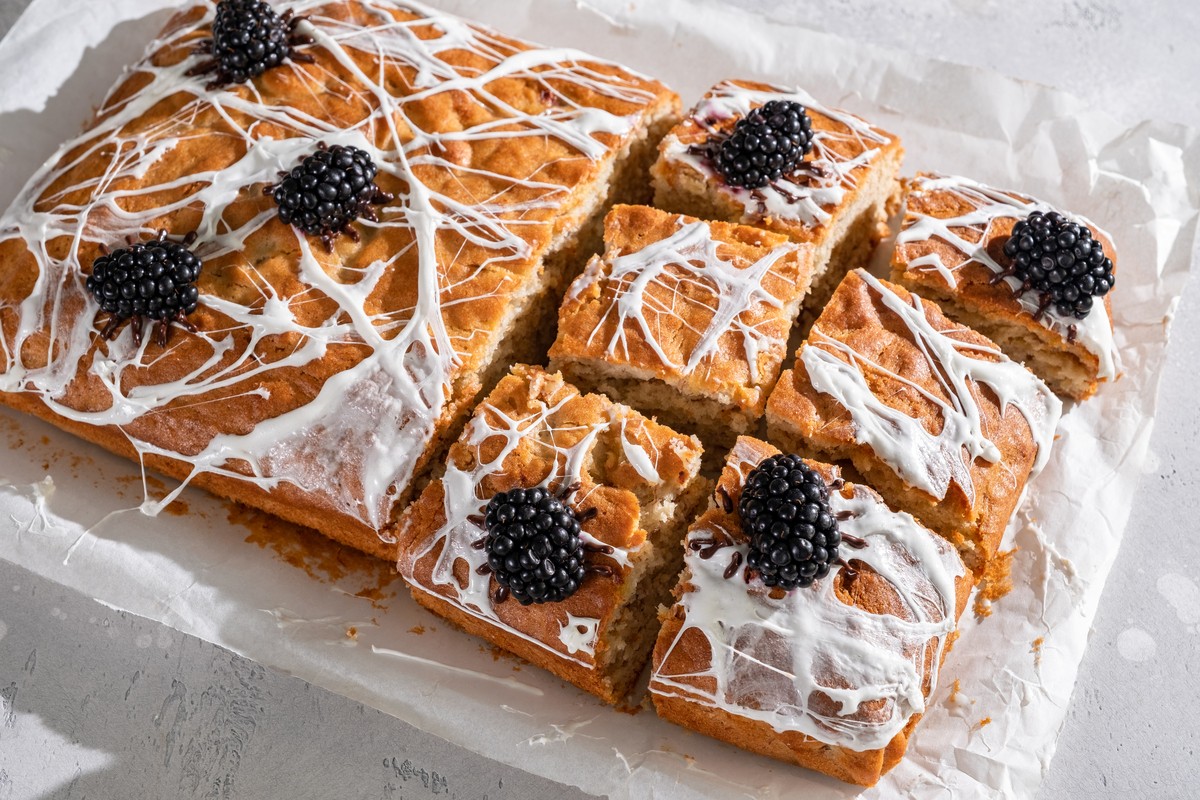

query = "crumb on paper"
[
  {"left": 976, "top": 717, "right": 992, "bottom": 730},
  {"left": 408, "top": 624, "right": 425, "bottom": 635},
  {"left": 974, "top": 548, "right": 1017, "bottom": 619},
  {"left": 1031, "top": 636, "right": 1044, "bottom": 666},
  {"left": 346, "top": 626, "right": 358, "bottom": 640},
  {"left": 944, "top": 629, "right": 961, "bottom": 654}
]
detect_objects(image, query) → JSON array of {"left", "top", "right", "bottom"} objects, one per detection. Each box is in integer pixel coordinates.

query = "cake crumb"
[
  {"left": 346, "top": 626, "right": 358, "bottom": 641},
  {"left": 974, "top": 548, "right": 1017, "bottom": 619},
  {"left": 408, "top": 625, "right": 426, "bottom": 635},
  {"left": 1031, "top": 636, "right": 1044, "bottom": 667},
  {"left": 976, "top": 717, "right": 992, "bottom": 729}
]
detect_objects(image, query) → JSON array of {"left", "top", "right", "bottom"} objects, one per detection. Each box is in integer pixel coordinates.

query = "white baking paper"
[{"left": 1, "top": 1, "right": 1198, "bottom": 798}]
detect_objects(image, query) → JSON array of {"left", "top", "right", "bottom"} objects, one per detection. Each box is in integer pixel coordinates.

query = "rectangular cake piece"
[
  {"left": 765, "top": 270, "right": 1061, "bottom": 569},
  {"left": 651, "top": 80, "right": 903, "bottom": 315},
  {"left": 396, "top": 365, "right": 708, "bottom": 704},
  {"left": 0, "top": 1, "right": 680, "bottom": 560},
  {"left": 891, "top": 174, "right": 1120, "bottom": 400},
  {"left": 650, "top": 437, "right": 972, "bottom": 787},
  {"left": 548, "top": 204, "right": 815, "bottom": 449}
]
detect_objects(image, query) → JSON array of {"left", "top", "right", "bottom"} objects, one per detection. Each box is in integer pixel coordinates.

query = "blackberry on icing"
[
  {"left": 86, "top": 231, "right": 203, "bottom": 347},
  {"left": 713, "top": 100, "right": 814, "bottom": 190},
  {"left": 484, "top": 487, "right": 587, "bottom": 605},
  {"left": 187, "top": 0, "right": 315, "bottom": 89},
  {"left": 739, "top": 454, "right": 840, "bottom": 590},
  {"left": 1002, "top": 210, "right": 1115, "bottom": 319},
  {"left": 269, "top": 143, "right": 394, "bottom": 249}
]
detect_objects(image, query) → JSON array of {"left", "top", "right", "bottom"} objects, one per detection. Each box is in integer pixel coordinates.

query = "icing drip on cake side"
[
  {"left": 897, "top": 174, "right": 1119, "bottom": 381},
  {"left": 802, "top": 270, "right": 1061, "bottom": 505},
  {"left": 650, "top": 439, "right": 965, "bottom": 752},
  {"left": 576, "top": 215, "right": 800, "bottom": 385},
  {"left": 662, "top": 81, "right": 892, "bottom": 227},
  {"left": 402, "top": 384, "right": 663, "bottom": 667},
  {"left": 0, "top": 0, "right": 661, "bottom": 534}
]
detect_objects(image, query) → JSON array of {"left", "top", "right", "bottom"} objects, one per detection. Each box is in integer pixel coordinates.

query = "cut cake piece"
[
  {"left": 396, "top": 365, "right": 708, "bottom": 704},
  {"left": 650, "top": 436, "right": 972, "bottom": 787},
  {"left": 891, "top": 174, "right": 1120, "bottom": 401},
  {"left": 548, "top": 204, "right": 816, "bottom": 449},
  {"left": 651, "top": 80, "right": 903, "bottom": 316},
  {"left": 765, "top": 270, "right": 1061, "bottom": 569},
  {"left": 0, "top": 1, "right": 680, "bottom": 560}
]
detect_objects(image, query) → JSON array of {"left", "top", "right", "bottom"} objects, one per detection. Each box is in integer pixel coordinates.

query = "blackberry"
[
  {"left": 268, "top": 143, "right": 393, "bottom": 249},
  {"left": 739, "top": 454, "right": 840, "bottom": 591},
  {"left": 712, "top": 100, "right": 814, "bottom": 190},
  {"left": 186, "top": 0, "right": 314, "bottom": 90},
  {"left": 1002, "top": 210, "right": 1115, "bottom": 319},
  {"left": 483, "top": 488, "right": 587, "bottom": 605},
  {"left": 86, "top": 231, "right": 203, "bottom": 347}
]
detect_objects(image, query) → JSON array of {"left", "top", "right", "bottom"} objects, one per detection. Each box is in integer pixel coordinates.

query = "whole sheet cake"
[{"left": 0, "top": 0, "right": 1197, "bottom": 798}]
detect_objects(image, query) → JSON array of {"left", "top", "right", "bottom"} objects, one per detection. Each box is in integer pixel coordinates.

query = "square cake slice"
[
  {"left": 651, "top": 80, "right": 903, "bottom": 314},
  {"left": 0, "top": 1, "right": 679, "bottom": 560},
  {"left": 765, "top": 270, "right": 1061, "bottom": 569},
  {"left": 548, "top": 204, "right": 815, "bottom": 449},
  {"left": 650, "top": 437, "right": 972, "bottom": 787},
  {"left": 891, "top": 174, "right": 1120, "bottom": 400},
  {"left": 396, "top": 365, "right": 708, "bottom": 704}
]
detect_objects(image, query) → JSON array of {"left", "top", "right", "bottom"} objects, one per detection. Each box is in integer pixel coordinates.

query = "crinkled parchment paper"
[{"left": 1, "top": 1, "right": 1198, "bottom": 797}]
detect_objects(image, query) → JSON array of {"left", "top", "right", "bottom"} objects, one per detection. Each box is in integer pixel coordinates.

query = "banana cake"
[
  {"left": 765, "top": 270, "right": 1062, "bottom": 569},
  {"left": 548, "top": 204, "right": 815, "bottom": 450},
  {"left": 651, "top": 79, "right": 903, "bottom": 317},
  {"left": 891, "top": 173, "right": 1119, "bottom": 400},
  {"left": 395, "top": 364, "right": 707, "bottom": 704},
  {"left": 650, "top": 436, "right": 972, "bottom": 786},
  {"left": 0, "top": 0, "right": 680, "bottom": 559}
]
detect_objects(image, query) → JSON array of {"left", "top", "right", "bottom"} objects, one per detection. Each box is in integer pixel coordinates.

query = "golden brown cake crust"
[
  {"left": 396, "top": 365, "right": 704, "bottom": 704},
  {"left": 765, "top": 271, "right": 1060, "bottom": 566},
  {"left": 890, "top": 174, "right": 1119, "bottom": 401},
  {"left": 649, "top": 436, "right": 972, "bottom": 787},
  {"left": 0, "top": 1, "right": 679, "bottom": 559},
  {"left": 549, "top": 204, "right": 815, "bottom": 419},
  {"left": 651, "top": 79, "right": 903, "bottom": 247}
]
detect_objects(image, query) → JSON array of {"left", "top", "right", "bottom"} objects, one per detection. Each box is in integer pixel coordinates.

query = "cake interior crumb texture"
[
  {"left": 396, "top": 365, "right": 708, "bottom": 704},
  {"left": 0, "top": 0, "right": 680, "bottom": 560}
]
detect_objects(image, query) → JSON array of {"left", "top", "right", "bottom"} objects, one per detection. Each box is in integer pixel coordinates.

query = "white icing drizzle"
[
  {"left": 618, "top": 417, "right": 661, "bottom": 485},
  {"left": 661, "top": 81, "right": 892, "bottom": 227},
  {"left": 573, "top": 215, "right": 799, "bottom": 386},
  {"left": 802, "top": 271, "right": 1061, "bottom": 505},
  {"left": 0, "top": 0, "right": 661, "bottom": 534},
  {"left": 650, "top": 440, "right": 965, "bottom": 752},
  {"left": 558, "top": 614, "right": 600, "bottom": 656},
  {"left": 897, "top": 174, "right": 1119, "bottom": 381},
  {"left": 400, "top": 382, "right": 649, "bottom": 668}
]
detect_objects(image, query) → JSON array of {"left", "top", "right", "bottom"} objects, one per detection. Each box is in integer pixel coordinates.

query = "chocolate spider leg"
[
  {"left": 129, "top": 316, "right": 145, "bottom": 348},
  {"left": 98, "top": 315, "right": 124, "bottom": 341},
  {"left": 723, "top": 550, "right": 743, "bottom": 579}
]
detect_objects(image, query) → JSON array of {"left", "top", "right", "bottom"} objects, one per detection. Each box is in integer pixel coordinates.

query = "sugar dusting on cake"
[
  {"left": 650, "top": 439, "right": 965, "bottom": 752},
  {"left": 801, "top": 270, "right": 1062, "bottom": 505},
  {"left": 897, "top": 174, "right": 1120, "bottom": 381},
  {"left": 570, "top": 214, "right": 801, "bottom": 386},
  {"left": 662, "top": 81, "right": 892, "bottom": 227},
  {"left": 0, "top": 0, "right": 663, "bottom": 536}
]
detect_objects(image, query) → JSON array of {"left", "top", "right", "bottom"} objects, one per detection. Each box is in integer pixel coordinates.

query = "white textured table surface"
[{"left": 1, "top": 1, "right": 1198, "bottom": 798}]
